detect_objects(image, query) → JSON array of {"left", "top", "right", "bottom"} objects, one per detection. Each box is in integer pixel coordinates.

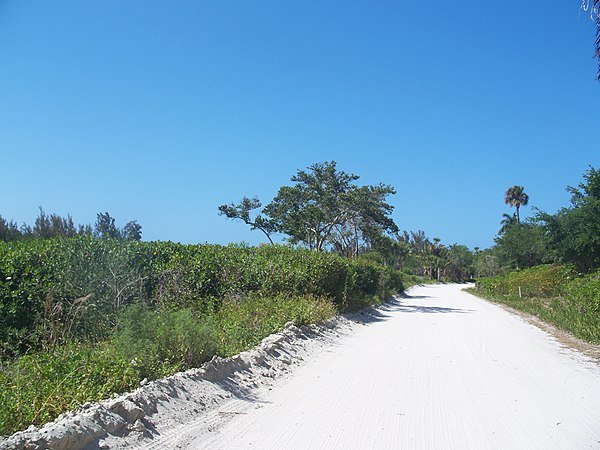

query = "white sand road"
[{"left": 146, "top": 284, "right": 600, "bottom": 449}]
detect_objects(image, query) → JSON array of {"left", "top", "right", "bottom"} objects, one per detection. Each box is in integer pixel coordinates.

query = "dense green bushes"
[
  {"left": 0, "top": 238, "right": 403, "bottom": 359},
  {"left": 0, "top": 237, "right": 403, "bottom": 435},
  {"left": 474, "top": 265, "right": 600, "bottom": 344}
]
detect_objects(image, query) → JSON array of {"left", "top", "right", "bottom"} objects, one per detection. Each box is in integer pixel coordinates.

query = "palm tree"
[
  {"left": 582, "top": 0, "right": 600, "bottom": 80},
  {"left": 596, "top": 0, "right": 600, "bottom": 80},
  {"left": 504, "top": 186, "right": 529, "bottom": 224}
]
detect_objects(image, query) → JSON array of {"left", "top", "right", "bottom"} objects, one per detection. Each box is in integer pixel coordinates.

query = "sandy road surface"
[{"left": 170, "top": 284, "right": 600, "bottom": 449}]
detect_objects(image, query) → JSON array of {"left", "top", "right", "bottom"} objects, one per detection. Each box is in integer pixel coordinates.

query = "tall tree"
[
  {"left": 264, "top": 161, "right": 361, "bottom": 251},
  {"left": 0, "top": 215, "right": 22, "bottom": 241},
  {"left": 494, "top": 221, "right": 548, "bottom": 270},
  {"left": 504, "top": 186, "right": 529, "bottom": 224},
  {"left": 122, "top": 221, "right": 142, "bottom": 241},
  {"left": 32, "top": 208, "right": 77, "bottom": 238}
]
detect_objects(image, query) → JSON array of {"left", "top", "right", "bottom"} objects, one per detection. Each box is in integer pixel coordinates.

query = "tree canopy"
[{"left": 219, "top": 161, "right": 398, "bottom": 254}]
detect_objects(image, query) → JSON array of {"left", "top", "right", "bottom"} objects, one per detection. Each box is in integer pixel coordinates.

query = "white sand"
[{"left": 4, "top": 284, "right": 600, "bottom": 449}]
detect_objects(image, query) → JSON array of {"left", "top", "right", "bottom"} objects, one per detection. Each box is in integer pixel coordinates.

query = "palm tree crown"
[{"left": 504, "top": 186, "right": 529, "bottom": 224}]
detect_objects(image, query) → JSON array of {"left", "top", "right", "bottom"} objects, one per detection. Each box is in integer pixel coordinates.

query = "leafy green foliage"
[
  {"left": 493, "top": 222, "right": 549, "bottom": 270},
  {"left": 537, "top": 167, "right": 600, "bottom": 272},
  {"left": 473, "top": 249, "right": 502, "bottom": 278},
  {"left": 562, "top": 271, "right": 600, "bottom": 316},
  {"left": 0, "top": 238, "right": 150, "bottom": 356},
  {"left": 476, "top": 264, "right": 574, "bottom": 298},
  {"left": 0, "top": 235, "right": 404, "bottom": 435},
  {"left": 444, "top": 245, "right": 475, "bottom": 282}
]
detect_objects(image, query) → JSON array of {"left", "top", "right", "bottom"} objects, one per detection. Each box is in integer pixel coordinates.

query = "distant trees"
[
  {"left": 0, "top": 209, "right": 142, "bottom": 242},
  {"left": 94, "top": 212, "right": 142, "bottom": 241},
  {"left": 367, "top": 230, "right": 475, "bottom": 281},
  {"left": 504, "top": 186, "right": 529, "bottom": 224},
  {"left": 494, "top": 222, "right": 548, "bottom": 269},
  {"left": 0, "top": 216, "right": 21, "bottom": 242},
  {"left": 219, "top": 161, "right": 398, "bottom": 254},
  {"left": 31, "top": 208, "right": 78, "bottom": 239},
  {"left": 486, "top": 167, "right": 600, "bottom": 274}
]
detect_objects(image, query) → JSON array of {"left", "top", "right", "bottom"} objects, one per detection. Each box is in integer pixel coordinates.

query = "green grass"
[{"left": 0, "top": 342, "right": 138, "bottom": 435}]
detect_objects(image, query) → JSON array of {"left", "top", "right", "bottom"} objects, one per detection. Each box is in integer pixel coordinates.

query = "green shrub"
[
  {"left": 113, "top": 304, "right": 216, "bottom": 380},
  {"left": 0, "top": 240, "right": 404, "bottom": 358}
]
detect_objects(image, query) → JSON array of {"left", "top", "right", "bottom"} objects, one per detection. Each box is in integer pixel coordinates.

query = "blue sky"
[{"left": 1, "top": 1, "right": 599, "bottom": 249}]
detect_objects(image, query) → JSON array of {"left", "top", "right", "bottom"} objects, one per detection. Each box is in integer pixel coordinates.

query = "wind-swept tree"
[
  {"left": 504, "top": 186, "right": 529, "bottom": 224},
  {"left": 264, "top": 161, "right": 361, "bottom": 251},
  {"left": 218, "top": 196, "right": 275, "bottom": 244},
  {"left": 220, "top": 161, "right": 398, "bottom": 253}
]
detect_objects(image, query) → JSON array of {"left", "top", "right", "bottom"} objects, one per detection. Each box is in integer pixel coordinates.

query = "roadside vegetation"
[
  {"left": 0, "top": 162, "right": 420, "bottom": 436},
  {"left": 469, "top": 166, "right": 600, "bottom": 345},
  {"left": 0, "top": 161, "right": 485, "bottom": 436},
  {"left": 0, "top": 238, "right": 402, "bottom": 435}
]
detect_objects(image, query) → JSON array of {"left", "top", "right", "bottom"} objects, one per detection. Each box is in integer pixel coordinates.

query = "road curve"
[{"left": 184, "top": 284, "right": 600, "bottom": 449}]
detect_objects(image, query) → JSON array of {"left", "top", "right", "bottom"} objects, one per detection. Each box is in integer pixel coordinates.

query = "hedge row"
[{"left": 0, "top": 238, "right": 403, "bottom": 357}]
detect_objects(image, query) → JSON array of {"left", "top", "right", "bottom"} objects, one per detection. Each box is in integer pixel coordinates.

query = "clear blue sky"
[{"left": 1, "top": 1, "right": 599, "bottom": 249}]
